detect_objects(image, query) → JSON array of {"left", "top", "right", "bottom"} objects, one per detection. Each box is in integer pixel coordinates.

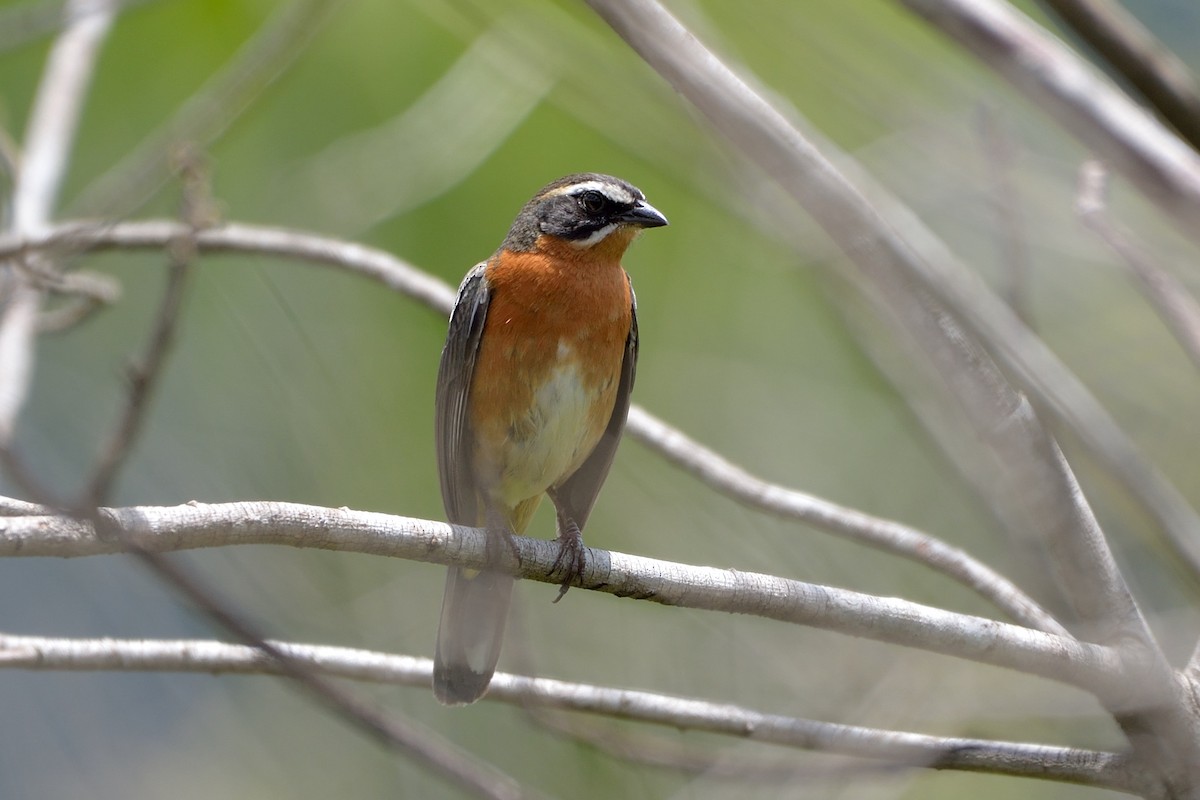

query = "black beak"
[{"left": 616, "top": 200, "right": 668, "bottom": 229}]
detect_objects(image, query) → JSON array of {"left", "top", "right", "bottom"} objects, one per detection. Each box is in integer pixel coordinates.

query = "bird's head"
[{"left": 502, "top": 173, "right": 668, "bottom": 260}]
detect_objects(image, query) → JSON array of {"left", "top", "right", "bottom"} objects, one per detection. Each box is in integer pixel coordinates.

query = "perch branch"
[
  {"left": 0, "top": 218, "right": 1059, "bottom": 633},
  {"left": 0, "top": 499, "right": 1133, "bottom": 701}
]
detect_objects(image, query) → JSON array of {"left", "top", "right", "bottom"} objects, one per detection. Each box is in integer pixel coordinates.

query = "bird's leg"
[
  {"left": 484, "top": 505, "right": 521, "bottom": 569},
  {"left": 550, "top": 508, "right": 587, "bottom": 603}
]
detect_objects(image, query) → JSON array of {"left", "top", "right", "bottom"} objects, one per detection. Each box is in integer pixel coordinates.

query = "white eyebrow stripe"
[{"left": 548, "top": 180, "right": 635, "bottom": 206}]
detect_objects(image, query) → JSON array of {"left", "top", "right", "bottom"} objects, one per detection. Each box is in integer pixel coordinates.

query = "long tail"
[{"left": 433, "top": 566, "right": 515, "bottom": 705}]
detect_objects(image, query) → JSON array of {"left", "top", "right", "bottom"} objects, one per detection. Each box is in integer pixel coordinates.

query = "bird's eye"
[{"left": 578, "top": 190, "right": 607, "bottom": 215}]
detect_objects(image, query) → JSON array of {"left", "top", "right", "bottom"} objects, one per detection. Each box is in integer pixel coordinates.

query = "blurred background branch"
[
  {"left": 1037, "top": 0, "right": 1200, "bottom": 152},
  {"left": 0, "top": 0, "right": 115, "bottom": 442}
]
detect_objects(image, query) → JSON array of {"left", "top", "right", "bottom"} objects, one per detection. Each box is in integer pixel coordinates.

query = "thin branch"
[
  {"left": 897, "top": 0, "right": 1200, "bottom": 251},
  {"left": 1076, "top": 160, "right": 1200, "bottom": 373},
  {"left": 0, "top": 0, "right": 116, "bottom": 443},
  {"left": 0, "top": 500, "right": 1131, "bottom": 699},
  {"left": 76, "top": 246, "right": 186, "bottom": 505},
  {"left": 626, "top": 407, "right": 1067, "bottom": 636},
  {"left": 0, "top": 632, "right": 1141, "bottom": 794},
  {"left": 35, "top": 268, "right": 122, "bottom": 332},
  {"left": 0, "top": 219, "right": 458, "bottom": 314},
  {"left": 79, "top": 153, "right": 208, "bottom": 508},
  {"left": 527, "top": 710, "right": 911, "bottom": 783},
  {"left": 1037, "top": 0, "right": 1200, "bottom": 153},
  {"left": 116, "top": 543, "right": 532, "bottom": 800},
  {"left": 0, "top": 219, "right": 1064, "bottom": 633}
]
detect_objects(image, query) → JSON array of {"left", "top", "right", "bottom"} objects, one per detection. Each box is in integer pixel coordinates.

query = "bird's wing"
[
  {"left": 434, "top": 262, "right": 491, "bottom": 525},
  {"left": 549, "top": 277, "right": 638, "bottom": 530}
]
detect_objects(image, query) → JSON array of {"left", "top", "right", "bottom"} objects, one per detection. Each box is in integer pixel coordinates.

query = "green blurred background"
[{"left": 2, "top": 0, "right": 1199, "bottom": 797}]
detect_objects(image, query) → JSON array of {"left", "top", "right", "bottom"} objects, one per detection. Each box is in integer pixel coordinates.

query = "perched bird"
[{"left": 433, "top": 173, "right": 668, "bottom": 705}]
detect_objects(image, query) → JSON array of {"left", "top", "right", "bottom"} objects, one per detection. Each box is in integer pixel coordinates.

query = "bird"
[{"left": 433, "top": 172, "right": 668, "bottom": 705}]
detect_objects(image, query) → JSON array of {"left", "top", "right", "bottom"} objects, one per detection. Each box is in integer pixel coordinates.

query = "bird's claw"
[{"left": 551, "top": 520, "right": 586, "bottom": 603}]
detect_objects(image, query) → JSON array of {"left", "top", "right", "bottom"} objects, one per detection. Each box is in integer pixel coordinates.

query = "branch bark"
[
  {"left": 0, "top": 218, "right": 1060, "bottom": 634},
  {"left": 0, "top": 499, "right": 1132, "bottom": 701},
  {"left": 0, "top": 632, "right": 1141, "bottom": 793}
]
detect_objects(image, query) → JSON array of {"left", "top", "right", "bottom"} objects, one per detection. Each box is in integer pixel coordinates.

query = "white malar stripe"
[{"left": 569, "top": 223, "right": 618, "bottom": 248}]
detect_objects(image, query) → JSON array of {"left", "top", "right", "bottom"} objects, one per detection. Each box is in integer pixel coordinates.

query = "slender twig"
[
  {"left": 0, "top": 219, "right": 458, "bottom": 313},
  {"left": 111, "top": 544, "right": 531, "bottom": 800},
  {"left": 35, "top": 269, "right": 122, "bottom": 332},
  {"left": 78, "top": 154, "right": 206, "bottom": 508},
  {"left": 527, "top": 710, "right": 910, "bottom": 782},
  {"left": 0, "top": 0, "right": 116, "bottom": 443},
  {"left": 0, "top": 500, "right": 1131, "bottom": 698},
  {"left": 0, "top": 219, "right": 1062, "bottom": 634},
  {"left": 1076, "top": 160, "right": 1200, "bottom": 373},
  {"left": 626, "top": 407, "right": 1066, "bottom": 636},
  {"left": 76, "top": 239, "right": 188, "bottom": 505},
  {"left": 897, "top": 0, "right": 1200, "bottom": 250},
  {"left": 1038, "top": 0, "right": 1200, "bottom": 153},
  {"left": 0, "top": 632, "right": 1141, "bottom": 793}
]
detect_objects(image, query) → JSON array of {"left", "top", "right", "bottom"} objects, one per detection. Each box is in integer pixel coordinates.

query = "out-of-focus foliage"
[{"left": 0, "top": 0, "right": 1196, "bottom": 797}]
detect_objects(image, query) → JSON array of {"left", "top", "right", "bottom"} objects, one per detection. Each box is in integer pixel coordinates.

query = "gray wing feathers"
[
  {"left": 434, "top": 263, "right": 490, "bottom": 526},
  {"left": 434, "top": 263, "right": 513, "bottom": 705}
]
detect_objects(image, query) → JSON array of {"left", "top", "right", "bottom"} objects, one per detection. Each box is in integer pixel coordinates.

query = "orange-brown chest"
[{"left": 467, "top": 247, "right": 632, "bottom": 498}]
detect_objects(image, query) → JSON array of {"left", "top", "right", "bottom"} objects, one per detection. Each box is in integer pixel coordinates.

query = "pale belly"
[{"left": 489, "top": 357, "right": 613, "bottom": 508}]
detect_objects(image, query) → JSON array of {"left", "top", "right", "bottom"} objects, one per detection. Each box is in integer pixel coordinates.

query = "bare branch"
[
  {"left": 526, "top": 710, "right": 910, "bottom": 782},
  {"left": 0, "top": 219, "right": 458, "bottom": 313},
  {"left": 0, "top": 0, "right": 115, "bottom": 443},
  {"left": 1038, "top": 0, "right": 1200, "bottom": 152},
  {"left": 1077, "top": 160, "right": 1200, "bottom": 373},
  {"left": 109, "top": 538, "right": 534, "bottom": 800},
  {"left": 79, "top": 152, "right": 212, "bottom": 508},
  {"left": 0, "top": 218, "right": 1060, "bottom": 631},
  {"left": 0, "top": 500, "right": 1131, "bottom": 698},
  {"left": 626, "top": 407, "right": 1067, "bottom": 636},
  {"left": 35, "top": 269, "right": 122, "bottom": 332},
  {"left": 897, "top": 0, "right": 1200, "bottom": 250},
  {"left": 0, "top": 632, "right": 1141, "bottom": 793}
]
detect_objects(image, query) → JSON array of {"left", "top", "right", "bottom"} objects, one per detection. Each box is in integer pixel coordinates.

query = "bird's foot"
[{"left": 551, "top": 518, "right": 586, "bottom": 603}]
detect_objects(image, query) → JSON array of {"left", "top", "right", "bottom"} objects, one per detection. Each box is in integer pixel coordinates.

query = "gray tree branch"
[
  {"left": 0, "top": 217, "right": 1060, "bottom": 635},
  {"left": 0, "top": 632, "right": 1142, "bottom": 793},
  {"left": 0, "top": 499, "right": 1131, "bottom": 700}
]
